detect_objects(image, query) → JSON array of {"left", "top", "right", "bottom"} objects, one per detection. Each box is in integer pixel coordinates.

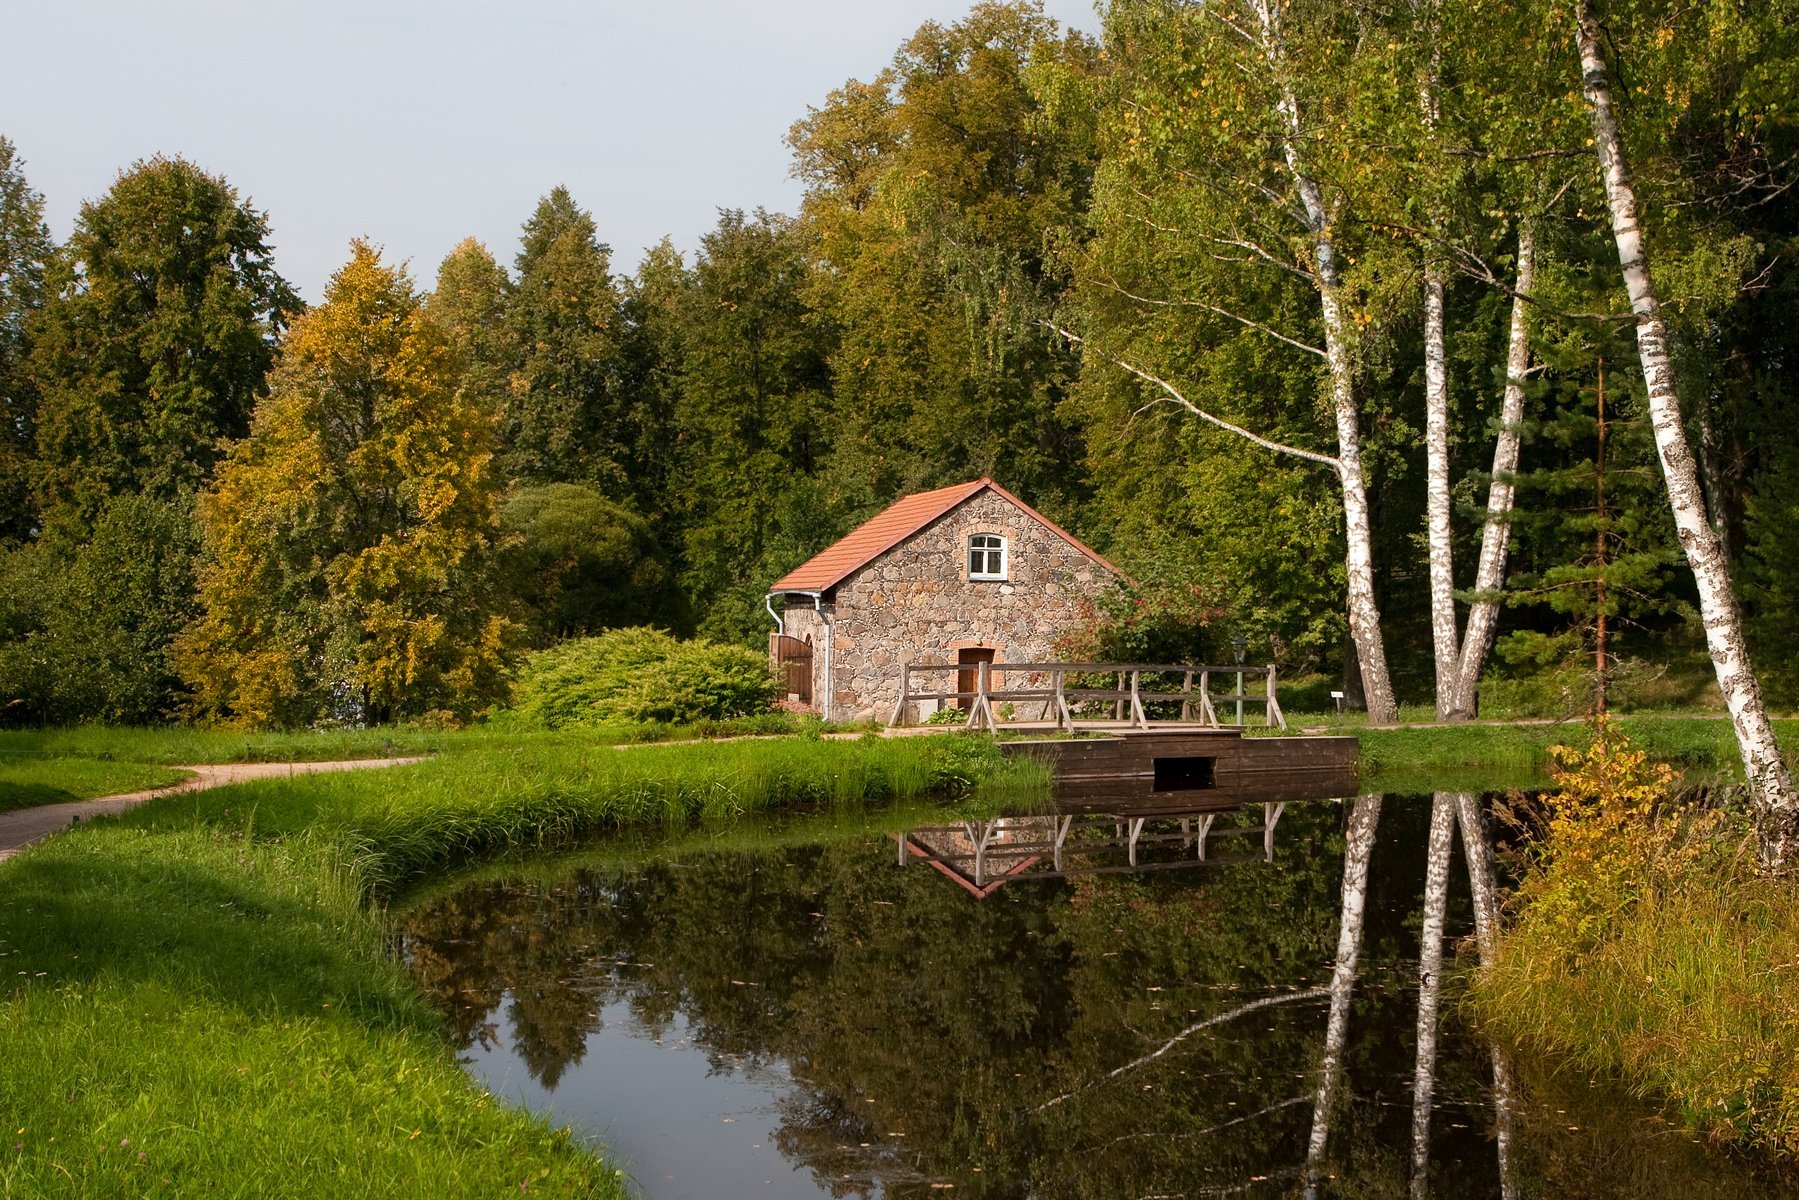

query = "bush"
[{"left": 511, "top": 627, "right": 776, "bottom": 730}]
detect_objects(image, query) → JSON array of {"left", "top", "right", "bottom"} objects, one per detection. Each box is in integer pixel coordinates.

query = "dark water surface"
[{"left": 401, "top": 790, "right": 1798, "bottom": 1199}]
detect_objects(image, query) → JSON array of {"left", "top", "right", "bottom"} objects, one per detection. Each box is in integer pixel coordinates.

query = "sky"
[{"left": 3, "top": 0, "right": 1099, "bottom": 303}]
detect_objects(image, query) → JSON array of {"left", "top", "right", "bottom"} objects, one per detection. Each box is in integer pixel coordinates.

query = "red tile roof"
[{"left": 768, "top": 477, "right": 1125, "bottom": 594}]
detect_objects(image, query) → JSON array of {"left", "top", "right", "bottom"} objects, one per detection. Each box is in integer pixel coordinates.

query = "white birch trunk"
[
  {"left": 1424, "top": 265, "right": 1459, "bottom": 720},
  {"left": 1409, "top": 793, "right": 1457, "bottom": 1197},
  {"left": 1574, "top": 0, "right": 1797, "bottom": 865},
  {"left": 1252, "top": 0, "right": 1400, "bottom": 724},
  {"left": 1304, "top": 793, "right": 1384, "bottom": 1197},
  {"left": 1448, "top": 224, "right": 1537, "bottom": 720},
  {"left": 1416, "top": 0, "right": 1462, "bottom": 722}
]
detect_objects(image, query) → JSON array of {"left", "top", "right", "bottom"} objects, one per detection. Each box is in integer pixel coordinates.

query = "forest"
[{"left": 1, "top": 0, "right": 1796, "bottom": 732}]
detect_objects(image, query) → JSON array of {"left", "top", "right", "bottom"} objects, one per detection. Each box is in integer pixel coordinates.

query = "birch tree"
[
  {"left": 1572, "top": 0, "right": 1797, "bottom": 862},
  {"left": 1075, "top": 0, "right": 1402, "bottom": 722}
]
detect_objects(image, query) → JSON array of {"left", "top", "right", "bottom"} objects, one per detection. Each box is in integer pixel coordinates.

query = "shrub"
[
  {"left": 511, "top": 627, "right": 775, "bottom": 730},
  {"left": 608, "top": 639, "right": 778, "bottom": 725}
]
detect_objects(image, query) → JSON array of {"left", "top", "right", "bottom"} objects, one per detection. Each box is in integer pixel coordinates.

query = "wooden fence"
[{"left": 887, "top": 661, "right": 1286, "bottom": 733}]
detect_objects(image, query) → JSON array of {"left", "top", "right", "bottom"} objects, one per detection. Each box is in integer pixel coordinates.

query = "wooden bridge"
[{"left": 887, "top": 660, "right": 1287, "bottom": 733}]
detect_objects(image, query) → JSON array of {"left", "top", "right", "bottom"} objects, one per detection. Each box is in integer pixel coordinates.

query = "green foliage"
[
  {"left": 510, "top": 627, "right": 775, "bottom": 730},
  {"left": 178, "top": 242, "right": 517, "bottom": 728},
  {"left": 0, "top": 137, "right": 52, "bottom": 545},
  {"left": 789, "top": 2, "right": 1097, "bottom": 511},
  {"left": 504, "top": 187, "right": 630, "bottom": 489},
  {"left": 1052, "top": 574, "right": 1235, "bottom": 665},
  {"left": 500, "top": 482, "right": 677, "bottom": 641},
  {"left": 0, "top": 495, "right": 198, "bottom": 724},
  {"left": 27, "top": 156, "right": 297, "bottom": 527}
]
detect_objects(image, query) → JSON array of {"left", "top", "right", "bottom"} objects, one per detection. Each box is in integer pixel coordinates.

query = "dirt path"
[{"left": 0, "top": 757, "right": 426, "bottom": 863}]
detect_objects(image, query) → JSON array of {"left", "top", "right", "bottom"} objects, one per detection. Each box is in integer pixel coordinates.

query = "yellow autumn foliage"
[{"left": 177, "top": 241, "right": 518, "bottom": 728}]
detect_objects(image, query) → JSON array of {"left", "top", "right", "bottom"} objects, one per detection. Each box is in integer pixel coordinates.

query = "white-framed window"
[{"left": 967, "top": 533, "right": 1007, "bottom": 580}]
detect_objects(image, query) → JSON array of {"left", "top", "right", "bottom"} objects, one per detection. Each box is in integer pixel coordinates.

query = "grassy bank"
[
  {"left": 0, "top": 733, "right": 1040, "bottom": 1195},
  {"left": 1348, "top": 714, "right": 1799, "bottom": 791},
  {"left": 0, "top": 757, "right": 188, "bottom": 812},
  {"left": 1467, "top": 725, "right": 1799, "bottom": 1159},
  {"left": 0, "top": 716, "right": 843, "bottom": 814}
]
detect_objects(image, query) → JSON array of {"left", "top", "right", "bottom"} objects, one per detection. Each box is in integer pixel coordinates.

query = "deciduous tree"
[
  {"left": 179, "top": 242, "right": 515, "bottom": 727},
  {"left": 29, "top": 156, "right": 296, "bottom": 528}
]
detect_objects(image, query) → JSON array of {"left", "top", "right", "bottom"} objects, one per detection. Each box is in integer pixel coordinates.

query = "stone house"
[{"left": 766, "top": 478, "right": 1124, "bottom": 722}]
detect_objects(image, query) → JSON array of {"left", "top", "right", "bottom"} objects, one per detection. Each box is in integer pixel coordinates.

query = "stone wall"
[{"left": 809, "top": 490, "right": 1117, "bottom": 722}]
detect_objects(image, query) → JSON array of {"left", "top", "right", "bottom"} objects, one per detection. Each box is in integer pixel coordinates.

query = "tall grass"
[
  {"left": 1468, "top": 723, "right": 1799, "bottom": 1157},
  {"left": 0, "top": 829, "right": 620, "bottom": 1197},
  {"left": 116, "top": 734, "right": 1043, "bottom": 895}
]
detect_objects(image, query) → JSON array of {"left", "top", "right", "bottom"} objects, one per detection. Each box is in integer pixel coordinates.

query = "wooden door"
[
  {"left": 956, "top": 647, "right": 996, "bottom": 709},
  {"left": 773, "top": 634, "right": 813, "bottom": 704}
]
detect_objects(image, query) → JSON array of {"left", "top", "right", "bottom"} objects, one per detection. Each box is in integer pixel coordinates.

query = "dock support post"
[
  {"left": 1130, "top": 670, "right": 1148, "bottom": 728},
  {"left": 1264, "top": 802, "right": 1286, "bottom": 860}
]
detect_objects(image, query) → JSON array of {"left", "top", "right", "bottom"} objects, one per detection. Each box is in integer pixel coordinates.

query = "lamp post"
[{"left": 1231, "top": 635, "right": 1249, "bottom": 726}]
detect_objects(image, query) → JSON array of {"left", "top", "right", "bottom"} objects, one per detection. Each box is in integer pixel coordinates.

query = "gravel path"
[{"left": 0, "top": 758, "right": 426, "bottom": 862}]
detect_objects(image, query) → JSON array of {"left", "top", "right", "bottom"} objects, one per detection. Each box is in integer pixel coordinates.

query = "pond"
[{"left": 400, "top": 787, "right": 1798, "bottom": 1199}]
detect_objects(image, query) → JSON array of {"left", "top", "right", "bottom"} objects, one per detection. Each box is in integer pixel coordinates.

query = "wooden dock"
[{"left": 1000, "top": 728, "right": 1359, "bottom": 811}]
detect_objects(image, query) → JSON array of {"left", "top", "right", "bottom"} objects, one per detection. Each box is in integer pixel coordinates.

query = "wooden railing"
[{"left": 888, "top": 661, "right": 1286, "bottom": 733}]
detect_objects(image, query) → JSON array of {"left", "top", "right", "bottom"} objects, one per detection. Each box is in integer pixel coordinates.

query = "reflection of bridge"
[{"left": 896, "top": 803, "right": 1291, "bottom": 897}]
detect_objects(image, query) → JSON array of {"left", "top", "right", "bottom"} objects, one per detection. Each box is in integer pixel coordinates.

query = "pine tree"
[
  {"left": 504, "top": 188, "right": 627, "bottom": 490},
  {"left": 429, "top": 236, "right": 511, "bottom": 419}
]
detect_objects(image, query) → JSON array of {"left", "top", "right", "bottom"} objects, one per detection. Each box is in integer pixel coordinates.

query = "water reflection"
[{"left": 401, "top": 789, "right": 1797, "bottom": 1200}]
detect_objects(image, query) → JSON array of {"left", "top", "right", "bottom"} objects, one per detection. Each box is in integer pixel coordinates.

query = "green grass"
[
  {"left": 0, "top": 731, "right": 1041, "bottom": 1196},
  {"left": 0, "top": 757, "right": 189, "bottom": 812},
  {"left": 1323, "top": 714, "right": 1799, "bottom": 791},
  {"left": 1, "top": 831, "right": 617, "bottom": 1197}
]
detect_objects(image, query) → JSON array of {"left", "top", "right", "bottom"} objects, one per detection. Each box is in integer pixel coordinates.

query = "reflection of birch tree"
[
  {"left": 1304, "top": 793, "right": 1383, "bottom": 1197},
  {"left": 1457, "top": 792, "right": 1518, "bottom": 1200},
  {"left": 1409, "top": 793, "right": 1458, "bottom": 1197}
]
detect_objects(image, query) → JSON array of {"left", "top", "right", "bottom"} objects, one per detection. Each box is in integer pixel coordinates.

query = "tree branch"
[
  {"left": 1087, "top": 276, "right": 1329, "bottom": 359},
  {"left": 1033, "top": 986, "right": 1330, "bottom": 1112},
  {"left": 1049, "top": 324, "right": 1340, "bottom": 468}
]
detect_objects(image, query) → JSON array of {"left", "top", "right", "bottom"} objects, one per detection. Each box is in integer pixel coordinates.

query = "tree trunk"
[
  {"left": 1446, "top": 223, "right": 1537, "bottom": 720},
  {"left": 1424, "top": 263, "right": 1460, "bottom": 721},
  {"left": 1574, "top": 0, "right": 1797, "bottom": 866},
  {"left": 1253, "top": 0, "right": 1400, "bottom": 724}
]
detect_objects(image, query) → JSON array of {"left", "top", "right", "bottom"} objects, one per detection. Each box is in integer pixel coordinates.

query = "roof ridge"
[{"left": 767, "top": 477, "right": 1123, "bottom": 595}]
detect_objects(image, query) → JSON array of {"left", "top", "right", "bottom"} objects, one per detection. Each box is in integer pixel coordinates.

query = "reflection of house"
[
  {"left": 766, "top": 478, "right": 1124, "bottom": 722},
  {"left": 900, "top": 816, "right": 1060, "bottom": 898},
  {"left": 897, "top": 804, "right": 1289, "bottom": 897}
]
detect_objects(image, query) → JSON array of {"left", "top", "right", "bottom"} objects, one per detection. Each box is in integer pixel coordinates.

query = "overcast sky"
[{"left": 4, "top": 0, "right": 1099, "bottom": 303}]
